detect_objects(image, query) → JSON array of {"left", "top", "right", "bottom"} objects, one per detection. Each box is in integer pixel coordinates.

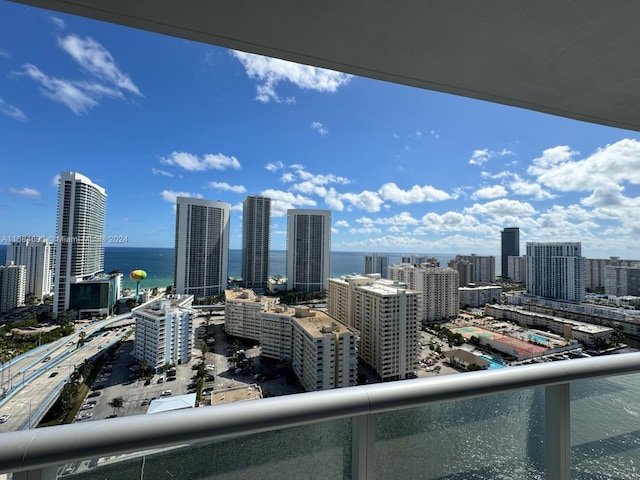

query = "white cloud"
[
  {"left": 160, "top": 152, "right": 241, "bottom": 171},
  {"left": 378, "top": 182, "right": 452, "bottom": 204},
  {"left": 58, "top": 34, "right": 141, "bottom": 96},
  {"left": 357, "top": 212, "right": 419, "bottom": 226},
  {"left": 0, "top": 48, "right": 9, "bottom": 58},
  {"left": 231, "top": 50, "right": 351, "bottom": 103},
  {"left": 260, "top": 189, "right": 316, "bottom": 216},
  {"left": 160, "top": 190, "right": 203, "bottom": 203},
  {"left": 340, "top": 191, "right": 384, "bottom": 212},
  {"left": 508, "top": 175, "right": 555, "bottom": 200},
  {"left": 349, "top": 226, "right": 383, "bottom": 235},
  {"left": 10, "top": 187, "right": 41, "bottom": 199},
  {"left": 430, "top": 130, "right": 440, "bottom": 139},
  {"left": 335, "top": 220, "right": 350, "bottom": 228},
  {"left": 419, "top": 212, "right": 483, "bottom": 233},
  {"left": 472, "top": 185, "right": 508, "bottom": 199},
  {"left": 469, "top": 147, "right": 514, "bottom": 166},
  {"left": 265, "top": 161, "right": 285, "bottom": 172},
  {"left": 209, "top": 181, "right": 247, "bottom": 194},
  {"left": 311, "top": 121, "right": 329, "bottom": 135},
  {"left": 50, "top": 16, "right": 66, "bottom": 29},
  {"left": 51, "top": 174, "right": 60, "bottom": 187},
  {"left": 0, "top": 98, "right": 26, "bottom": 121},
  {"left": 151, "top": 168, "right": 173, "bottom": 177},
  {"left": 464, "top": 198, "right": 536, "bottom": 217}
]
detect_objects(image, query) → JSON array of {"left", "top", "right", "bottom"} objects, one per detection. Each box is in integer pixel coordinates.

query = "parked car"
[
  {"left": 160, "top": 390, "right": 172, "bottom": 396},
  {"left": 0, "top": 414, "right": 10, "bottom": 423}
]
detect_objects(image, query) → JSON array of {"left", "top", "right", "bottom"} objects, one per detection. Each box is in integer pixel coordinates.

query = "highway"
[{"left": 0, "top": 313, "right": 133, "bottom": 432}]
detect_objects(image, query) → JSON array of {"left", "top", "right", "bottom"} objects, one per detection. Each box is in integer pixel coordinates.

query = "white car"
[
  {"left": 78, "top": 413, "right": 93, "bottom": 420},
  {"left": 0, "top": 414, "right": 10, "bottom": 423},
  {"left": 206, "top": 364, "right": 215, "bottom": 370},
  {"left": 160, "top": 390, "right": 172, "bottom": 396}
]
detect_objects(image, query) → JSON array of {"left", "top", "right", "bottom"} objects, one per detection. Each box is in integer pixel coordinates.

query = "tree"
[
  {"left": 77, "top": 359, "right": 93, "bottom": 383},
  {"left": 78, "top": 331, "right": 87, "bottom": 347},
  {"left": 109, "top": 396, "right": 124, "bottom": 416}
]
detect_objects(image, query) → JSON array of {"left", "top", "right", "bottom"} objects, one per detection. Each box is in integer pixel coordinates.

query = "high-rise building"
[
  {"left": 174, "top": 197, "right": 230, "bottom": 298},
  {"left": 224, "top": 288, "right": 358, "bottom": 391},
  {"left": 53, "top": 172, "right": 107, "bottom": 318},
  {"left": 241, "top": 195, "right": 271, "bottom": 289},
  {"left": 401, "top": 255, "right": 436, "bottom": 266},
  {"left": 605, "top": 265, "right": 640, "bottom": 297},
  {"left": 501, "top": 227, "right": 520, "bottom": 280},
  {"left": 328, "top": 275, "right": 419, "bottom": 382},
  {"left": 6, "top": 238, "right": 53, "bottom": 300},
  {"left": 286, "top": 209, "right": 331, "bottom": 292},
  {"left": 448, "top": 254, "right": 495, "bottom": 285},
  {"left": 388, "top": 264, "right": 459, "bottom": 322},
  {"left": 526, "top": 242, "right": 585, "bottom": 302},
  {"left": 508, "top": 255, "right": 527, "bottom": 283},
  {"left": 0, "top": 263, "right": 26, "bottom": 313},
  {"left": 585, "top": 257, "right": 640, "bottom": 291},
  {"left": 132, "top": 294, "right": 194, "bottom": 368},
  {"left": 364, "top": 253, "right": 389, "bottom": 278}
]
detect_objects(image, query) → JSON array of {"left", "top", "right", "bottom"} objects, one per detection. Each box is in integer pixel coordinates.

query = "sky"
[{"left": 1, "top": 3, "right": 640, "bottom": 258}]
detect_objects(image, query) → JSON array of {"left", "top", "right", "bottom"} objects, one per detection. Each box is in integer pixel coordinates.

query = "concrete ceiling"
[{"left": 11, "top": 0, "right": 640, "bottom": 132}]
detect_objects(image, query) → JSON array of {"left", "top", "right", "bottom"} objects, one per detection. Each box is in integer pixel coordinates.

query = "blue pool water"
[
  {"left": 527, "top": 334, "right": 550, "bottom": 343},
  {"left": 481, "top": 356, "right": 505, "bottom": 369}
]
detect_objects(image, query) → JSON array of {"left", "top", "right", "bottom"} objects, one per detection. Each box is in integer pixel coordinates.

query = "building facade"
[
  {"left": 507, "top": 255, "right": 527, "bottom": 283},
  {"left": 53, "top": 172, "right": 107, "bottom": 319},
  {"left": 286, "top": 209, "right": 331, "bottom": 292},
  {"left": 459, "top": 285, "right": 502, "bottom": 308},
  {"left": 224, "top": 289, "right": 358, "bottom": 391},
  {"left": 605, "top": 265, "right": 640, "bottom": 297},
  {"left": 364, "top": 253, "right": 389, "bottom": 278},
  {"left": 174, "top": 197, "right": 230, "bottom": 298},
  {"left": 448, "top": 254, "right": 495, "bottom": 285},
  {"left": 6, "top": 239, "right": 53, "bottom": 301},
  {"left": 525, "top": 242, "right": 585, "bottom": 303},
  {"left": 241, "top": 195, "right": 271, "bottom": 289},
  {"left": 328, "top": 275, "right": 420, "bottom": 382},
  {"left": 132, "top": 294, "right": 195, "bottom": 368},
  {"left": 0, "top": 263, "right": 26, "bottom": 313},
  {"left": 501, "top": 227, "right": 520, "bottom": 280},
  {"left": 388, "top": 264, "right": 459, "bottom": 322}
]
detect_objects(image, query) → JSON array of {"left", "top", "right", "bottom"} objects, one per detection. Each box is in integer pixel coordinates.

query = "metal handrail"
[{"left": 1, "top": 352, "right": 639, "bottom": 473}]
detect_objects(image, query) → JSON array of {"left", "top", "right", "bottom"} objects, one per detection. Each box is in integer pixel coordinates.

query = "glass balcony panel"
[
  {"left": 571, "top": 374, "right": 640, "bottom": 480},
  {"left": 59, "top": 418, "right": 352, "bottom": 480},
  {"left": 374, "top": 389, "right": 545, "bottom": 479}
]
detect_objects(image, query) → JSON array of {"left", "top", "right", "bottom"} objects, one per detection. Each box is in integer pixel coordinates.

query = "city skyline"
[{"left": 2, "top": 3, "right": 640, "bottom": 257}]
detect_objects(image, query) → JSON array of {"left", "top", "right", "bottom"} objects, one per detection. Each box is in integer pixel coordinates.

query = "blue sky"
[{"left": 1, "top": 3, "right": 640, "bottom": 257}]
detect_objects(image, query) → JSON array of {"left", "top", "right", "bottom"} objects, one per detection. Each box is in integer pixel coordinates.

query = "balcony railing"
[{"left": 1, "top": 352, "right": 640, "bottom": 480}]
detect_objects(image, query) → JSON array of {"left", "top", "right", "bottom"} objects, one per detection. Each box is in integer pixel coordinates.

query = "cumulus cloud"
[
  {"left": 265, "top": 161, "right": 285, "bottom": 172},
  {"left": 508, "top": 175, "right": 555, "bottom": 200},
  {"left": 356, "top": 212, "right": 419, "bottom": 226},
  {"left": 50, "top": 16, "right": 66, "bottom": 29},
  {"left": 335, "top": 220, "right": 350, "bottom": 228},
  {"left": 231, "top": 50, "right": 351, "bottom": 103},
  {"left": 469, "top": 147, "right": 514, "bottom": 166},
  {"left": 472, "top": 185, "right": 508, "bottom": 199},
  {"left": 419, "top": 211, "right": 482, "bottom": 233},
  {"left": 10, "top": 187, "right": 41, "bottom": 199},
  {"left": 209, "top": 181, "right": 247, "bottom": 194},
  {"left": 311, "top": 121, "right": 329, "bottom": 135},
  {"left": 260, "top": 188, "right": 316, "bottom": 216},
  {"left": 160, "top": 190, "right": 203, "bottom": 203},
  {"left": 464, "top": 198, "right": 536, "bottom": 217},
  {"left": 378, "top": 182, "right": 452, "bottom": 204},
  {"left": 51, "top": 174, "right": 61, "bottom": 187},
  {"left": 340, "top": 191, "right": 384, "bottom": 212},
  {"left": 160, "top": 152, "right": 241, "bottom": 171},
  {"left": 0, "top": 98, "right": 26, "bottom": 121}
]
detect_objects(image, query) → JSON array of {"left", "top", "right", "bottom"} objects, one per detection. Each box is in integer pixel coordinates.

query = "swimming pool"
[
  {"left": 481, "top": 355, "right": 505, "bottom": 369},
  {"left": 527, "top": 334, "right": 550, "bottom": 343}
]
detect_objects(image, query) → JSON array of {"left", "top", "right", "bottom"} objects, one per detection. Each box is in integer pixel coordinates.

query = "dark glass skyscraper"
[{"left": 501, "top": 227, "right": 519, "bottom": 280}]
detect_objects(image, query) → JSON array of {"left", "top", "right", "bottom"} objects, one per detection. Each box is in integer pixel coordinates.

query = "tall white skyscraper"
[
  {"left": 526, "top": 242, "right": 585, "bottom": 302},
  {"left": 7, "top": 239, "right": 53, "bottom": 300},
  {"left": 54, "top": 172, "right": 107, "bottom": 318},
  {"left": 286, "top": 209, "right": 331, "bottom": 292},
  {"left": 241, "top": 195, "right": 271, "bottom": 288},
  {"left": 174, "top": 197, "right": 230, "bottom": 298},
  {"left": 0, "top": 263, "right": 26, "bottom": 313}
]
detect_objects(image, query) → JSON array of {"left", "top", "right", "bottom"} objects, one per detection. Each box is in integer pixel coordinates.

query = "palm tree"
[
  {"left": 78, "top": 359, "right": 93, "bottom": 383},
  {"left": 78, "top": 331, "right": 86, "bottom": 347},
  {"left": 109, "top": 396, "right": 124, "bottom": 416}
]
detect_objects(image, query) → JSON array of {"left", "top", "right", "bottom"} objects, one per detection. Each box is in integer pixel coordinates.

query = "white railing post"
[
  {"left": 545, "top": 383, "right": 571, "bottom": 480},
  {"left": 352, "top": 414, "right": 375, "bottom": 480}
]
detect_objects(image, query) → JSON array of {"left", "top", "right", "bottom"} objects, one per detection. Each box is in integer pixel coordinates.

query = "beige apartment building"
[
  {"left": 328, "top": 275, "right": 420, "bottom": 382},
  {"left": 224, "top": 289, "right": 359, "bottom": 391}
]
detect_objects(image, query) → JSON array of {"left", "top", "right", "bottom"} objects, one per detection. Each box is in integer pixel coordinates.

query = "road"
[{"left": 0, "top": 314, "right": 133, "bottom": 432}]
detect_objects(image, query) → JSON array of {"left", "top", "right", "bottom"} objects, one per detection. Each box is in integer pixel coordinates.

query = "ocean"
[{"left": 0, "top": 245, "right": 458, "bottom": 291}]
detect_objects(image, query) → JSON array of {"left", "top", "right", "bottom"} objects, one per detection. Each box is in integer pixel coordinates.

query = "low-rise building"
[{"left": 459, "top": 284, "right": 502, "bottom": 308}]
